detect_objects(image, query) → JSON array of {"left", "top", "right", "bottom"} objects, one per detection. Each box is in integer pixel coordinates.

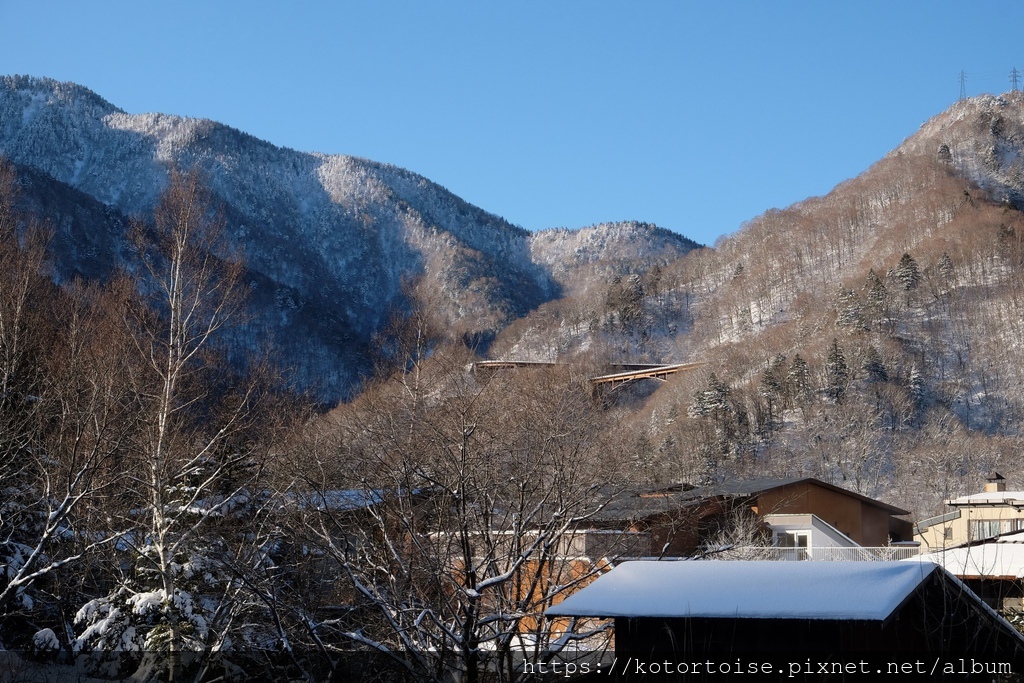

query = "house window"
[
  {"left": 943, "top": 527, "right": 953, "bottom": 541},
  {"left": 968, "top": 519, "right": 1024, "bottom": 539},
  {"left": 775, "top": 531, "right": 809, "bottom": 548},
  {"left": 774, "top": 531, "right": 809, "bottom": 560}
]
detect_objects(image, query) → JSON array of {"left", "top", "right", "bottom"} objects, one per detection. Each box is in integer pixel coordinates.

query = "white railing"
[{"left": 716, "top": 546, "right": 921, "bottom": 561}]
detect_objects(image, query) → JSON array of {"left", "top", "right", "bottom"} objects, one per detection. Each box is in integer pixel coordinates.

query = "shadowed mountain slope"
[{"left": 0, "top": 75, "right": 698, "bottom": 400}]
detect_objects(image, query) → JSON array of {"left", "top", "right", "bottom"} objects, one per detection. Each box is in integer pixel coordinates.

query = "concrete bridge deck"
[{"left": 472, "top": 360, "right": 704, "bottom": 388}]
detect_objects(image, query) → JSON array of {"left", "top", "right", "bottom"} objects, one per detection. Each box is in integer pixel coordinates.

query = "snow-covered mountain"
[
  {"left": 893, "top": 92, "right": 1024, "bottom": 206},
  {"left": 591, "top": 90, "right": 1024, "bottom": 514},
  {"left": 0, "top": 76, "right": 698, "bottom": 400}
]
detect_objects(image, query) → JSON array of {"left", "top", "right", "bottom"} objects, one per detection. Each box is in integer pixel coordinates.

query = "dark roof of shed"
[{"left": 592, "top": 477, "right": 909, "bottom": 522}]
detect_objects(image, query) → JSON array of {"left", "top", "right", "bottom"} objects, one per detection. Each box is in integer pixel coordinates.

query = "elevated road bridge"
[
  {"left": 472, "top": 360, "right": 705, "bottom": 391},
  {"left": 588, "top": 362, "right": 704, "bottom": 389}
]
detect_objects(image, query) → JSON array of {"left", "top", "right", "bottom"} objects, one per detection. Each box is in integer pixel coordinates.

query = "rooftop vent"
[{"left": 985, "top": 471, "right": 1007, "bottom": 493}]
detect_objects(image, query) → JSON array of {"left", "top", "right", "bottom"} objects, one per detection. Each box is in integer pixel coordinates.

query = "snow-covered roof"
[
  {"left": 917, "top": 543, "right": 1024, "bottom": 579},
  {"left": 285, "top": 489, "right": 385, "bottom": 512},
  {"left": 947, "top": 491, "right": 1024, "bottom": 506},
  {"left": 546, "top": 560, "right": 938, "bottom": 621}
]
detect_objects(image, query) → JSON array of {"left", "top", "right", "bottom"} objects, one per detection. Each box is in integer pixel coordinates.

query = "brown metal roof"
[{"left": 591, "top": 476, "right": 910, "bottom": 522}]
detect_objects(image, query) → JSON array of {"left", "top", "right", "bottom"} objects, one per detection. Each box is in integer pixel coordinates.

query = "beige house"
[
  {"left": 916, "top": 472, "right": 1024, "bottom": 550},
  {"left": 917, "top": 532, "right": 1024, "bottom": 610}
]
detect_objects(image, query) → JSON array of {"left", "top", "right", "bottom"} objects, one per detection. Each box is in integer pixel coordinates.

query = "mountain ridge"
[{"left": 0, "top": 75, "right": 699, "bottom": 400}]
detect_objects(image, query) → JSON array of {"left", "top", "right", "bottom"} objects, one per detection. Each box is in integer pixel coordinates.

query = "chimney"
[{"left": 985, "top": 471, "right": 1007, "bottom": 493}]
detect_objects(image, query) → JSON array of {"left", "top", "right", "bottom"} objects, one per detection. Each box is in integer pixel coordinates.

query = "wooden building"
[
  {"left": 547, "top": 560, "right": 1024, "bottom": 679},
  {"left": 589, "top": 477, "right": 912, "bottom": 558}
]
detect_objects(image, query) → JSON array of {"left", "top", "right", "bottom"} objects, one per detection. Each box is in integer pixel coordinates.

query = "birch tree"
[{"left": 74, "top": 169, "right": 275, "bottom": 681}]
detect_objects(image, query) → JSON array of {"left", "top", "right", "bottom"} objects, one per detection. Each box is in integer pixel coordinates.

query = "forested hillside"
[
  {"left": 0, "top": 76, "right": 698, "bottom": 401},
  {"left": 492, "top": 92, "right": 1024, "bottom": 519}
]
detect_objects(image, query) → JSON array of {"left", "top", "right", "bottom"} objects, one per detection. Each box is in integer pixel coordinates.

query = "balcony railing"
[{"left": 715, "top": 546, "right": 921, "bottom": 561}]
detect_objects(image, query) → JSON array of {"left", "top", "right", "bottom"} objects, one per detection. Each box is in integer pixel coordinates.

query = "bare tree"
[
  {"left": 0, "top": 162, "right": 132, "bottom": 647},
  {"left": 0, "top": 159, "right": 53, "bottom": 622},
  {"left": 284, "top": 343, "right": 625, "bottom": 682}
]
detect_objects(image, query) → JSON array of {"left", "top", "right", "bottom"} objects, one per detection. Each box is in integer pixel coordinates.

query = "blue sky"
[{"left": 2, "top": 1, "right": 1022, "bottom": 246}]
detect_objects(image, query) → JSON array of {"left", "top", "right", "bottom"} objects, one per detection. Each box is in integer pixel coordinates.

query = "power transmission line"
[
  {"left": 959, "top": 71, "right": 968, "bottom": 101},
  {"left": 1012, "top": 67, "right": 1021, "bottom": 92}
]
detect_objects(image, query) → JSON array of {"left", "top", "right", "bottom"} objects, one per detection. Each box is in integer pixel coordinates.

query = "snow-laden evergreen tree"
[
  {"left": 896, "top": 253, "right": 921, "bottom": 291},
  {"left": 689, "top": 373, "right": 732, "bottom": 419},
  {"left": 864, "top": 268, "right": 887, "bottom": 311},
  {"left": 836, "top": 288, "right": 867, "bottom": 330},
  {"left": 825, "top": 339, "right": 849, "bottom": 403},
  {"left": 938, "top": 251, "right": 955, "bottom": 283},
  {"left": 758, "top": 355, "right": 786, "bottom": 433},
  {"left": 786, "top": 354, "right": 812, "bottom": 405},
  {"left": 73, "top": 500, "right": 280, "bottom": 681},
  {"left": 862, "top": 345, "right": 888, "bottom": 383},
  {"left": 605, "top": 273, "right": 645, "bottom": 329},
  {"left": 909, "top": 364, "right": 926, "bottom": 407},
  {"left": 73, "top": 552, "right": 215, "bottom": 679}
]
